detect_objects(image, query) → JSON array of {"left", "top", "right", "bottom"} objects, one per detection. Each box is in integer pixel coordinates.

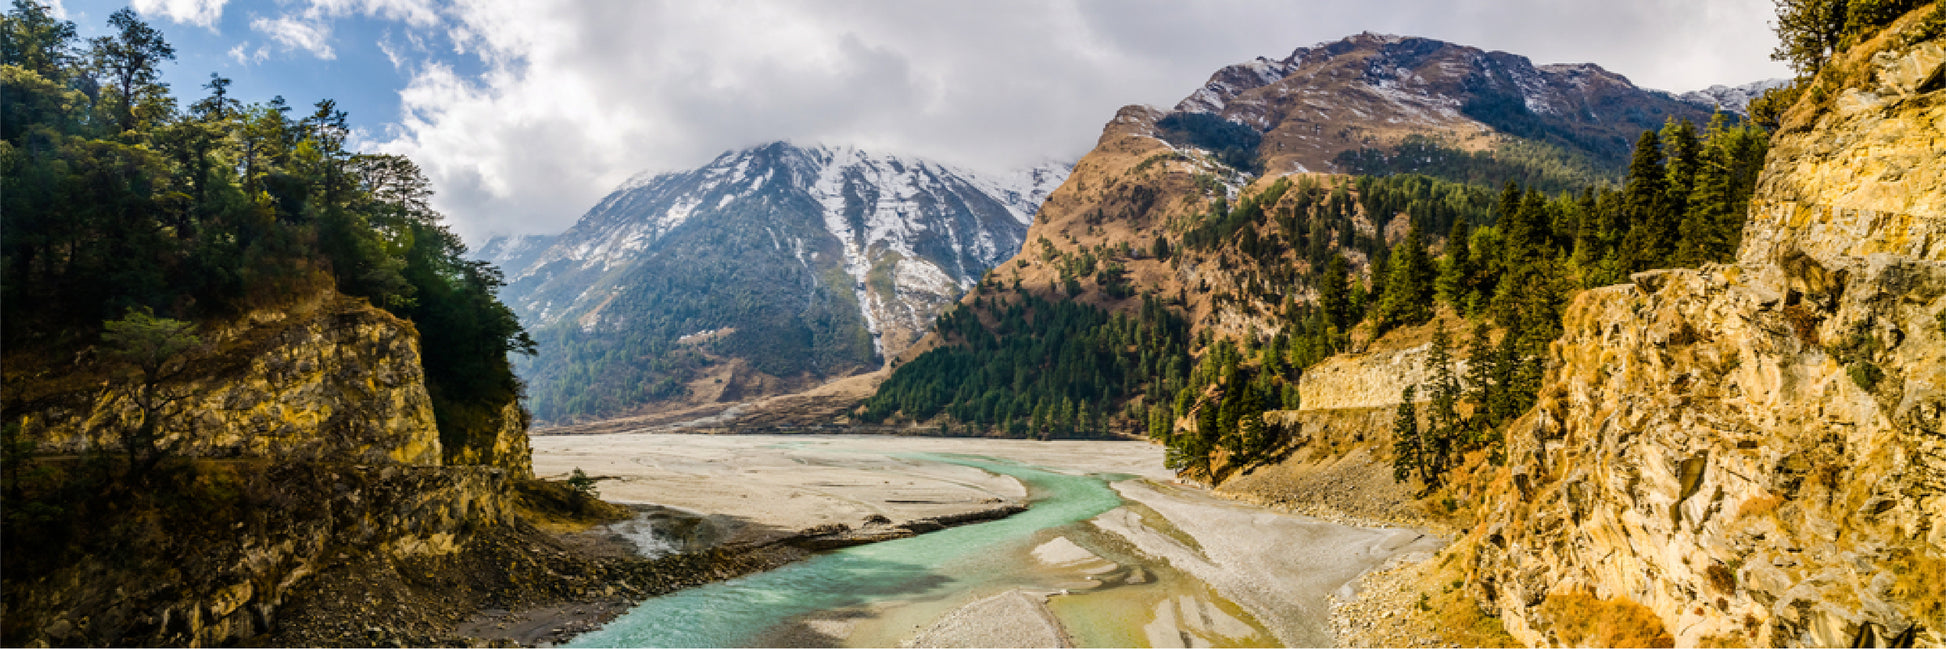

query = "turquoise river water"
[{"left": 565, "top": 453, "right": 1269, "bottom": 647}]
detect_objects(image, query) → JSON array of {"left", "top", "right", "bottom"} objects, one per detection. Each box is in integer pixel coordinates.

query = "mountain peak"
[
  {"left": 485, "top": 141, "right": 1069, "bottom": 423},
  {"left": 1163, "top": 32, "right": 1716, "bottom": 179}
]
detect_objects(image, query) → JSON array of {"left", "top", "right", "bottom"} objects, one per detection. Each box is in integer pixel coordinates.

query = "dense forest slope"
[
  {"left": 1467, "top": 14, "right": 1946, "bottom": 646},
  {"left": 483, "top": 142, "right": 1066, "bottom": 424},
  {"left": 863, "top": 31, "right": 1762, "bottom": 448}
]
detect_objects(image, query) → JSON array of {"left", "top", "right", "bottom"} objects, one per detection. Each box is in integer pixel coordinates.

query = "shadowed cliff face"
[{"left": 1469, "top": 14, "right": 1945, "bottom": 648}]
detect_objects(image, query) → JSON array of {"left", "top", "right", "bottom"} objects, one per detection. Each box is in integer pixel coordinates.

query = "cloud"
[
  {"left": 343, "top": 0, "right": 1793, "bottom": 243},
  {"left": 251, "top": 15, "right": 335, "bottom": 59},
  {"left": 130, "top": 0, "right": 227, "bottom": 29},
  {"left": 245, "top": 0, "right": 443, "bottom": 62}
]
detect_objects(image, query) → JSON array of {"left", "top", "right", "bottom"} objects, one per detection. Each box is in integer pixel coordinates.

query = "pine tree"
[
  {"left": 1661, "top": 118, "right": 1702, "bottom": 219},
  {"left": 1319, "top": 254, "right": 1350, "bottom": 331},
  {"left": 1392, "top": 385, "right": 1423, "bottom": 483},
  {"left": 1619, "top": 129, "right": 1671, "bottom": 270},
  {"left": 1463, "top": 322, "right": 1499, "bottom": 437},
  {"left": 87, "top": 8, "right": 176, "bottom": 133},
  {"left": 1436, "top": 216, "right": 1473, "bottom": 309},
  {"left": 1237, "top": 384, "right": 1268, "bottom": 459},
  {"left": 1376, "top": 229, "right": 1434, "bottom": 332},
  {"left": 1771, "top": 0, "right": 1851, "bottom": 76},
  {"left": 1423, "top": 322, "right": 1462, "bottom": 478}
]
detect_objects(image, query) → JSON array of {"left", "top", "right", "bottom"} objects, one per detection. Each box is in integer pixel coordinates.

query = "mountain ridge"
[
  {"left": 1169, "top": 32, "right": 1722, "bottom": 181},
  {"left": 486, "top": 141, "right": 1069, "bottom": 423}
]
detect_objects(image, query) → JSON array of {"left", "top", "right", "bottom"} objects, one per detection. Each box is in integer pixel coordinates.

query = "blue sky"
[
  {"left": 58, "top": 0, "right": 479, "bottom": 139},
  {"left": 46, "top": 0, "right": 1793, "bottom": 244}
]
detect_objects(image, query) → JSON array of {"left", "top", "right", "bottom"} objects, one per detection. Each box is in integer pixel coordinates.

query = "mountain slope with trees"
[{"left": 864, "top": 33, "right": 1769, "bottom": 466}]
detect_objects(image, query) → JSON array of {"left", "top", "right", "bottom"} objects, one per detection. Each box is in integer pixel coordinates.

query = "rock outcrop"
[
  {"left": 1, "top": 464, "right": 514, "bottom": 647},
  {"left": 444, "top": 399, "right": 535, "bottom": 479},
  {"left": 1469, "top": 15, "right": 1945, "bottom": 647},
  {"left": 13, "top": 292, "right": 442, "bottom": 466},
  {"left": 1298, "top": 342, "right": 1437, "bottom": 411}
]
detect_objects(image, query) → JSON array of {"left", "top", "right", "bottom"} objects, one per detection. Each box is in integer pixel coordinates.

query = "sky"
[{"left": 48, "top": 0, "right": 1793, "bottom": 244}]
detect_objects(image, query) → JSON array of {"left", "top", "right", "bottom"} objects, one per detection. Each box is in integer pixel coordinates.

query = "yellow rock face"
[
  {"left": 1470, "top": 16, "right": 1946, "bottom": 648},
  {"left": 20, "top": 292, "right": 447, "bottom": 466}
]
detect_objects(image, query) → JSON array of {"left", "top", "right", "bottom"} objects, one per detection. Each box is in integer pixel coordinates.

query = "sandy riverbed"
[
  {"left": 533, "top": 433, "right": 1436, "bottom": 647},
  {"left": 532, "top": 434, "right": 1171, "bottom": 545}
]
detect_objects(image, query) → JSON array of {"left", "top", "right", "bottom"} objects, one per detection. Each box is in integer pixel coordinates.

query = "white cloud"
[
  {"left": 251, "top": 15, "right": 335, "bottom": 59},
  {"left": 225, "top": 41, "right": 270, "bottom": 65},
  {"left": 344, "top": 0, "right": 1793, "bottom": 243},
  {"left": 130, "top": 0, "right": 228, "bottom": 29},
  {"left": 308, "top": 0, "right": 441, "bottom": 27}
]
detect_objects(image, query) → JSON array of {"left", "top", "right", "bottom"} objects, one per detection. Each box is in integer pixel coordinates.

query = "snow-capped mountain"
[
  {"left": 488, "top": 142, "right": 1069, "bottom": 423},
  {"left": 472, "top": 233, "right": 555, "bottom": 279},
  {"left": 1677, "top": 79, "right": 1792, "bottom": 115}
]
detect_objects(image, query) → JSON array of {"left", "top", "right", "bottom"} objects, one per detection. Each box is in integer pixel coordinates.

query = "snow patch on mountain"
[
  {"left": 1677, "top": 79, "right": 1791, "bottom": 115},
  {"left": 492, "top": 140, "right": 1067, "bottom": 371}
]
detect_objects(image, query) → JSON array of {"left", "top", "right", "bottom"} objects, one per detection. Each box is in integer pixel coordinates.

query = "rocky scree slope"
[
  {"left": 487, "top": 142, "right": 1066, "bottom": 424},
  {"left": 1465, "top": 17, "right": 1946, "bottom": 648}
]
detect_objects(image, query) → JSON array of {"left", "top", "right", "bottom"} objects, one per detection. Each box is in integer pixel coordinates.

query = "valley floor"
[{"left": 530, "top": 432, "right": 1447, "bottom": 647}]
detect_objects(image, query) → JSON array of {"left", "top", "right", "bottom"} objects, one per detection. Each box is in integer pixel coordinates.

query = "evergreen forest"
[{"left": 0, "top": 1, "right": 533, "bottom": 458}]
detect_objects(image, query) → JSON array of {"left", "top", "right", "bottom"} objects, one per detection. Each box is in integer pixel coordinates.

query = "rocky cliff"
[
  {"left": 1467, "top": 16, "right": 1945, "bottom": 647},
  {"left": 1, "top": 288, "right": 548, "bottom": 646},
  {"left": 10, "top": 292, "right": 444, "bottom": 466}
]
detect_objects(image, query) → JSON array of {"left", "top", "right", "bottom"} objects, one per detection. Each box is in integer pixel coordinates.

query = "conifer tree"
[
  {"left": 1423, "top": 322, "right": 1463, "bottom": 478},
  {"left": 1619, "top": 129, "right": 1671, "bottom": 270},
  {"left": 88, "top": 8, "right": 176, "bottom": 133},
  {"left": 1436, "top": 217, "right": 1473, "bottom": 309},
  {"left": 1463, "top": 322, "right": 1499, "bottom": 437},
  {"left": 1771, "top": 0, "right": 1851, "bottom": 76},
  {"left": 1319, "top": 254, "right": 1350, "bottom": 331},
  {"left": 1376, "top": 229, "right": 1434, "bottom": 332},
  {"left": 1392, "top": 385, "right": 1423, "bottom": 483},
  {"left": 1661, "top": 118, "right": 1702, "bottom": 219}
]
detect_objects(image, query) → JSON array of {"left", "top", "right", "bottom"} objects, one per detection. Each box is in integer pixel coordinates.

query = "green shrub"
[
  {"left": 566, "top": 468, "right": 599, "bottom": 499},
  {"left": 1847, "top": 361, "right": 1884, "bottom": 392}
]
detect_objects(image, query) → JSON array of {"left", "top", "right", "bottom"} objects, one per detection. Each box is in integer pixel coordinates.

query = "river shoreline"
[
  {"left": 461, "top": 501, "right": 1031, "bottom": 647},
  {"left": 529, "top": 433, "right": 1451, "bottom": 648}
]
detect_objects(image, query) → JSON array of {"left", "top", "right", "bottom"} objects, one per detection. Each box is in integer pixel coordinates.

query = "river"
[{"left": 534, "top": 434, "right": 1440, "bottom": 648}]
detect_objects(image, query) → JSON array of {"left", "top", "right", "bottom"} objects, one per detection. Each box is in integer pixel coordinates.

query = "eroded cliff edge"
[
  {"left": 1466, "top": 17, "right": 1945, "bottom": 647},
  {"left": 0, "top": 291, "right": 555, "bottom": 646}
]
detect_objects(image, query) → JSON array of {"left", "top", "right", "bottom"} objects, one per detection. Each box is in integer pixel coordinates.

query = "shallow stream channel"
[{"left": 562, "top": 449, "right": 1439, "bottom": 648}]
